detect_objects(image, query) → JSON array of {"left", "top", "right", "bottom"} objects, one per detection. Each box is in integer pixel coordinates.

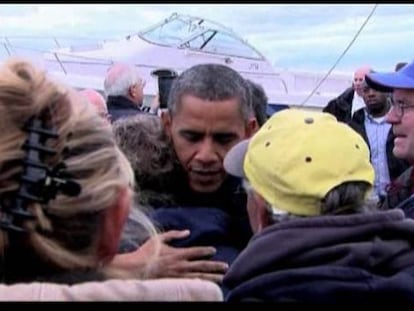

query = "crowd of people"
[{"left": 1, "top": 55, "right": 414, "bottom": 302}]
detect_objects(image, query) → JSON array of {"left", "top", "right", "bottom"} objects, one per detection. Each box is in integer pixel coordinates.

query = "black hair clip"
[
  {"left": 39, "top": 162, "right": 81, "bottom": 202},
  {"left": 0, "top": 117, "right": 81, "bottom": 233}
]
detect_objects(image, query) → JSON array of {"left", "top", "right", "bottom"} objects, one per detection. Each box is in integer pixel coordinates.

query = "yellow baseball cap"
[{"left": 224, "top": 109, "right": 375, "bottom": 216}]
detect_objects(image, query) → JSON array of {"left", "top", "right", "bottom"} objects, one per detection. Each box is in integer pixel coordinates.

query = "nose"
[
  {"left": 385, "top": 105, "right": 400, "bottom": 124},
  {"left": 194, "top": 138, "right": 219, "bottom": 164}
]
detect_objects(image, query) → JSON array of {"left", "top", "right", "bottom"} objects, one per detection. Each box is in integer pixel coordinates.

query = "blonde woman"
[
  {"left": 0, "top": 58, "right": 222, "bottom": 301},
  {"left": 0, "top": 57, "right": 155, "bottom": 281}
]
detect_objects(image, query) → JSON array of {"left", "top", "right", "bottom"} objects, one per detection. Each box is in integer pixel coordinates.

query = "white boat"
[{"left": 1, "top": 13, "right": 352, "bottom": 111}]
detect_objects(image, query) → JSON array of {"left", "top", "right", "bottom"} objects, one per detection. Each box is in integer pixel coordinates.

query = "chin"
[
  {"left": 190, "top": 181, "right": 222, "bottom": 193},
  {"left": 393, "top": 147, "right": 407, "bottom": 160}
]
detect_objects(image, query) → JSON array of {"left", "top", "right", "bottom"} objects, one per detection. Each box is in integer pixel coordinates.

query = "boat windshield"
[{"left": 139, "top": 13, "right": 264, "bottom": 60}]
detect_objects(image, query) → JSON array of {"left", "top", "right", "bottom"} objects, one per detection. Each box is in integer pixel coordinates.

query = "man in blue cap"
[{"left": 366, "top": 60, "right": 414, "bottom": 217}]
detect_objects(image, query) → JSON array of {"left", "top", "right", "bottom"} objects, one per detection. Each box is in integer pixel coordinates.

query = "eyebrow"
[{"left": 179, "top": 129, "right": 239, "bottom": 139}]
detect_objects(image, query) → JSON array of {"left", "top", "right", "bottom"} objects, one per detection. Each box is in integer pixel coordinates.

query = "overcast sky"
[{"left": 0, "top": 4, "right": 413, "bottom": 74}]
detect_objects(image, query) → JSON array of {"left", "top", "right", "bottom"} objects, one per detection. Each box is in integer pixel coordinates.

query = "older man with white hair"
[{"left": 104, "top": 63, "right": 148, "bottom": 122}]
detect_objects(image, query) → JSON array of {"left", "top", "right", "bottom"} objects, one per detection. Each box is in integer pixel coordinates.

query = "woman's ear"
[{"left": 97, "top": 187, "right": 131, "bottom": 264}]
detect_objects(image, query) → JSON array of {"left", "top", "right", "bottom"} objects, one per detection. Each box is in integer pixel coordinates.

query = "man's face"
[
  {"left": 163, "top": 95, "right": 256, "bottom": 193},
  {"left": 130, "top": 79, "right": 146, "bottom": 106},
  {"left": 361, "top": 83, "right": 388, "bottom": 116},
  {"left": 386, "top": 89, "right": 414, "bottom": 162},
  {"left": 353, "top": 67, "right": 371, "bottom": 97}
]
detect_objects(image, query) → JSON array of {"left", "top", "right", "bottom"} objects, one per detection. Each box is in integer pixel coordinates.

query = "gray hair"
[
  {"left": 242, "top": 179, "right": 378, "bottom": 224},
  {"left": 167, "top": 64, "right": 252, "bottom": 121},
  {"left": 320, "top": 182, "right": 378, "bottom": 215},
  {"left": 104, "top": 64, "right": 143, "bottom": 97},
  {"left": 112, "top": 114, "right": 176, "bottom": 206}
]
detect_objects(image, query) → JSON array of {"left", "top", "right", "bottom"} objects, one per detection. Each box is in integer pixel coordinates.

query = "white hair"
[
  {"left": 104, "top": 64, "right": 143, "bottom": 97},
  {"left": 242, "top": 179, "right": 288, "bottom": 216}
]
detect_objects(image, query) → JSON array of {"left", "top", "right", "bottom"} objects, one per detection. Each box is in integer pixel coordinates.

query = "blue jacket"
[
  {"left": 119, "top": 175, "right": 252, "bottom": 296},
  {"left": 119, "top": 175, "right": 252, "bottom": 257},
  {"left": 150, "top": 206, "right": 242, "bottom": 265}
]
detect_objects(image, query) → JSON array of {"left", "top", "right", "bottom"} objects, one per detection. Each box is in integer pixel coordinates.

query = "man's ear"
[
  {"left": 246, "top": 117, "right": 259, "bottom": 137},
  {"left": 161, "top": 110, "right": 172, "bottom": 138},
  {"left": 128, "top": 85, "right": 134, "bottom": 98},
  {"left": 252, "top": 191, "right": 272, "bottom": 232},
  {"left": 97, "top": 186, "right": 131, "bottom": 264}
]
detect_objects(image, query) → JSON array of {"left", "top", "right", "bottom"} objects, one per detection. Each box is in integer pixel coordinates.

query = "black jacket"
[
  {"left": 106, "top": 95, "right": 143, "bottom": 122},
  {"left": 224, "top": 210, "right": 414, "bottom": 302},
  {"left": 323, "top": 87, "right": 354, "bottom": 123}
]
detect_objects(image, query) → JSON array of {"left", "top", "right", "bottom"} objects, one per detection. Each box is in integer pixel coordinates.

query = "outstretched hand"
[{"left": 109, "top": 230, "right": 229, "bottom": 284}]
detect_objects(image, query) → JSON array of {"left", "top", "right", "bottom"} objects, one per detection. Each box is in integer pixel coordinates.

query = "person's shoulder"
[{"left": 0, "top": 278, "right": 223, "bottom": 301}]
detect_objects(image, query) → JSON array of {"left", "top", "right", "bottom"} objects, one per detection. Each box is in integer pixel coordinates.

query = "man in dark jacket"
[
  {"left": 323, "top": 65, "right": 371, "bottom": 123},
  {"left": 222, "top": 109, "right": 414, "bottom": 302},
  {"left": 116, "top": 64, "right": 258, "bottom": 292},
  {"left": 104, "top": 63, "right": 147, "bottom": 122}
]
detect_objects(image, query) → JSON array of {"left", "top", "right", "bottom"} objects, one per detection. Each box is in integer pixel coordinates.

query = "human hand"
[
  {"left": 147, "top": 230, "right": 229, "bottom": 283},
  {"left": 109, "top": 230, "right": 229, "bottom": 284},
  {"left": 149, "top": 93, "right": 160, "bottom": 114}
]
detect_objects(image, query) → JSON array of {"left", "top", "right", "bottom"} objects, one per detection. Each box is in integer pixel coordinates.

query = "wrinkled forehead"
[{"left": 393, "top": 89, "right": 414, "bottom": 101}]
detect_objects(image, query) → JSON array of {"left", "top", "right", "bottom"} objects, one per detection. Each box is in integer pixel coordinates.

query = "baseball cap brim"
[
  {"left": 266, "top": 104, "right": 289, "bottom": 117},
  {"left": 365, "top": 61, "right": 414, "bottom": 92},
  {"left": 223, "top": 139, "right": 250, "bottom": 178}
]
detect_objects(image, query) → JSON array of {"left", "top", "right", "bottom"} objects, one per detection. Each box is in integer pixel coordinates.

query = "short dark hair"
[
  {"left": 245, "top": 79, "right": 268, "bottom": 126},
  {"left": 168, "top": 64, "right": 253, "bottom": 121}
]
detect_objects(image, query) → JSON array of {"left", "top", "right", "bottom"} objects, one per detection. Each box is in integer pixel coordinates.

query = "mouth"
[
  {"left": 393, "top": 134, "right": 407, "bottom": 145},
  {"left": 191, "top": 169, "right": 221, "bottom": 177},
  {"left": 393, "top": 131, "right": 406, "bottom": 138}
]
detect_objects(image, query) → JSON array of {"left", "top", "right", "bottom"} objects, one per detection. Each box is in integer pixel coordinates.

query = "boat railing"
[
  {"left": 0, "top": 36, "right": 114, "bottom": 76},
  {"left": 0, "top": 35, "right": 349, "bottom": 108}
]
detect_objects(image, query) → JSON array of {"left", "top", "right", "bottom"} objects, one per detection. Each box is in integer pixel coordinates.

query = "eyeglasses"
[{"left": 390, "top": 99, "right": 414, "bottom": 118}]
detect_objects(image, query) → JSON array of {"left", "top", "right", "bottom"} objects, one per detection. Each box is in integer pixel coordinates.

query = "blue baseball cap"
[{"left": 365, "top": 60, "right": 414, "bottom": 92}]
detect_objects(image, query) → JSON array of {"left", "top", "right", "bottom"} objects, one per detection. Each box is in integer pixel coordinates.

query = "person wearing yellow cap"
[{"left": 222, "top": 109, "right": 414, "bottom": 302}]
